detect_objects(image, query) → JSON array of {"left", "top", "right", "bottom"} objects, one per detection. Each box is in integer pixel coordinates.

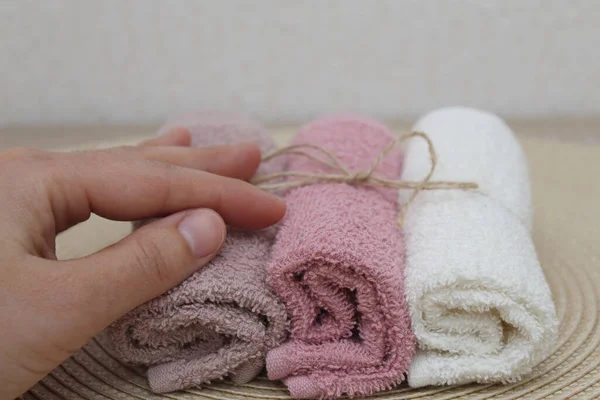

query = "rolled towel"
[
  {"left": 400, "top": 107, "right": 558, "bottom": 387},
  {"left": 266, "top": 114, "right": 416, "bottom": 399},
  {"left": 107, "top": 111, "right": 288, "bottom": 393}
]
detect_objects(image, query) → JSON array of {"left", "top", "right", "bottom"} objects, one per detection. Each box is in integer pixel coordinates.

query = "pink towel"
[
  {"left": 266, "top": 115, "right": 416, "bottom": 399},
  {"left": 107, "top": 111, "right": 288, "bottom": 393}
]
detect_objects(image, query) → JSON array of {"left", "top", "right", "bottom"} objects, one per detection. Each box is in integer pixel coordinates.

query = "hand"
[{"left": 0, "top": 128, "right": 286, "bottom": 399}]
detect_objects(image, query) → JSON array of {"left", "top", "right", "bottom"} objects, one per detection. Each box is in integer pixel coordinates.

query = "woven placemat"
[{"left": 22, "top": 130, "right": 600, "bottom": 400}]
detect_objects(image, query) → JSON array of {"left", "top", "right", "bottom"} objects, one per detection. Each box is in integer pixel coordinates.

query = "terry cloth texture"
[
  {"left": 266, "top": 114, "right": 416, "bottom": 399},
  {"left": 400, "top": 107, "right": 558, "bottom": 387},
  {"left": 107, "top": 111, "right": 288, "bottom": 393}
]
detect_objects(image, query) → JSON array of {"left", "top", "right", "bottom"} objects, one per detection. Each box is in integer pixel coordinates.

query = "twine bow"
[{"left": 252, "top": 132, "right": 479, "bottom": 225}]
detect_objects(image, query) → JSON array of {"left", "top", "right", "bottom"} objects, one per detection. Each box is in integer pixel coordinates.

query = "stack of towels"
[{"left": 107, "top": 107, "right": 558, "bottom": 399}]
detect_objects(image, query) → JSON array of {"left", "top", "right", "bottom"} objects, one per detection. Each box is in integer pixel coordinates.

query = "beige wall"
[{"left": 1, "top": 0, "right": 599, "bottom": 125}]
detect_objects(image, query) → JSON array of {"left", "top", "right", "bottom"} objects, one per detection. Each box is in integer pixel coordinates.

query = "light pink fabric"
[
  {"left": 266, "top": 114, "right": 416, "bottom": 399},
  {"left": 107, "top": 111, "right": 288, "bottom": 393}
]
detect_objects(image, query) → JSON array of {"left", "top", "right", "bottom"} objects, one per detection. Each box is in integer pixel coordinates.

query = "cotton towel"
[
  {"left": 400, "top": 107, "right": 558, "bottom": 387},
  {"left": 266, "top": 114, "right": 416, "bottom": 399},
  {"left": 107, "top": 111, "right": 288, "bottom": 393}
]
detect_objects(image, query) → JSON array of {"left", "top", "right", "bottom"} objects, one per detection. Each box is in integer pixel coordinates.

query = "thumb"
[{"left": 64, "top": 208, "right": 226, "bottom": 330}]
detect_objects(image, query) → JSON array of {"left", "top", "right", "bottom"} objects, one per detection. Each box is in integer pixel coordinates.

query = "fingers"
[
  {"left": 141, "top": 127, "right": 191, "bottom": 147},
  {"left": 46, "top": 150, "right": 284, "bottom": 233},
  {"left": 62, "top": 209, "right": 226, "bottom": 328},
  {"left": 23, "top": 209, "right": 226, "bottom": 338},
  {"left": 135, "top": 126, "right": 262, "bottom": 179},
  {"left": 0, "top": 140, "right": 283, "bottom": 254},
  {"left": 129, "top": 142, "right": 262, "bottom": 180}
]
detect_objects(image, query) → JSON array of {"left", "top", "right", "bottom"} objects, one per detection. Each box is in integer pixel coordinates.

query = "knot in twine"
[
  {"left": 252, "top": 132, "right": 479, "bottom": 226},
  {"left": 348, "top": 170, "right": 371, "bottom": 183}
]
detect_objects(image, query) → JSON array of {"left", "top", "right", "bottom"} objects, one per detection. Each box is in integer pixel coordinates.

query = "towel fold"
[
  {"left": 107, "top": 111, "right": 288, "bottom": 393},
  {"left": 266, "top": 114, "right": 416, "bottom": 399},
  {"left": 400, "top": 107, "right": 558, "bottom": 387}
]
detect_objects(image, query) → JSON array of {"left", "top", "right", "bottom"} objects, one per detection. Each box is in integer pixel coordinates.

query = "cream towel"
[{"left": 400, "top": 107, "right": 558, "bottom": 387}]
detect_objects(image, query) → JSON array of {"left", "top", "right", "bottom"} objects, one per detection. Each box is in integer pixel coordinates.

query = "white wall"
[{"left": 1, "top": 0, "right": 599, "bottom": 125}]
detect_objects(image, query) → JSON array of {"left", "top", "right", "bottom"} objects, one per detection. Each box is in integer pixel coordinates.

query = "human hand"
[{"left": 0, "top": 128, "right": 286, "bottom": 399}]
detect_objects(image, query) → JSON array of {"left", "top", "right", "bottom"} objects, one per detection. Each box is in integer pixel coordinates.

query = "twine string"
[{"left": 252, "top": 131, "right": 478, "bottom": 226}]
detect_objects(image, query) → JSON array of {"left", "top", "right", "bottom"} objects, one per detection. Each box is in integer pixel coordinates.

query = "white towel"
[{"left": 400, "top": 107, "right": 558, "bottom": 387}]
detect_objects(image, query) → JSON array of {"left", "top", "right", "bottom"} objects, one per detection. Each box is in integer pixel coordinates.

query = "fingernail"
[
  {"left": 156, "top": 126, "right": 191, "bottom": 145},
  {"left": 158, "top": 126, "right": 182, "bottom": 136},
  {"left": 178, "top": 209, "right": 225, "bottom": 260},
  {"left": 164, "top": 127, "right": 187, "bottom": 137}
]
